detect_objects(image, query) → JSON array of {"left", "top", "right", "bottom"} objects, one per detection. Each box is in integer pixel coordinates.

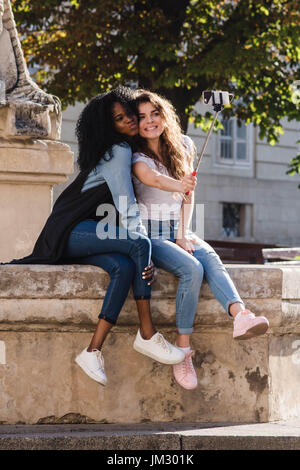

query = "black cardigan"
[{"left": 2, "top": 169, "right": 118, "bottom": 265}]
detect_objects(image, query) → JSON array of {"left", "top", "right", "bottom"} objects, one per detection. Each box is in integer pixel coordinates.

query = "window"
[
  {"left": 222, "top": 203, "right": 243, "bottom": 237},
  {"left": 221, "top": 202, "right": 253, "bottom": 239},
  {"left": 215, "top": 117, "right": 252, "bottom": 167}
]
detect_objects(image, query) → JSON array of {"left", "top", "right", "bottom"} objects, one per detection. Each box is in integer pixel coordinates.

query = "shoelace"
[
  {"left": 178, "top": 351, "right": 195, "bottom": 374},
  {"left": 235, "top": 310, "right": 256, "bottom": 321},
  {"left": 92, "top": 349, "right": 105, "bottom": 369},
  {"left": 153, "top": 333, "right": 171, "bottom": 353}
]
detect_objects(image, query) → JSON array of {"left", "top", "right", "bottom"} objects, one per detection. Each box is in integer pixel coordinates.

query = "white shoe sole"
[
  {"left": 133, "top": 343, "right": 185, "bottom": 365},
  {"left": 75, "top": 355, "right": 107, "bottom": 385}
]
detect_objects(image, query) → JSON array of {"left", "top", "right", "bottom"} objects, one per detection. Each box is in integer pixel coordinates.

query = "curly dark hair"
[{"left": 76, "top": 86, "right": 137, "bottom": 173}]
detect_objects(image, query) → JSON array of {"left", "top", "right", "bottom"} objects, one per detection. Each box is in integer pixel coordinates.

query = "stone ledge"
[
  {"left": 0, "top": 141, "right": 74, "bottom": 175},
  {"left": 0, "top": 264, "right": 285, "bottom": 299},
  {"left": 0, "top": 264, "right": 299, "bottom": 334}
]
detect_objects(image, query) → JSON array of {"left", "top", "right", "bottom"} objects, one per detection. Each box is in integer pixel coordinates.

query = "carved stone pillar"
[
  {"left": 0, "top": 2, "right": 74, "bottom": 262},
  {"left": 0, "top": 133, "right": 73, "bottom": 262}
]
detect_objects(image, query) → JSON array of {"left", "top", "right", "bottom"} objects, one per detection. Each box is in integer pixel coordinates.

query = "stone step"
[{"left": 1, "top": 421, "right": 300, "bottom": 450}]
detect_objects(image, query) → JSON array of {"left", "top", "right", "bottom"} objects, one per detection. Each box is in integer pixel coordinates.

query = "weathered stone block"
[
  {"left": 0, "top": 264, "right": 300, "bottom": 424},
  {"left": 0, "top": 139, "right": 73, "bottom": 262}
]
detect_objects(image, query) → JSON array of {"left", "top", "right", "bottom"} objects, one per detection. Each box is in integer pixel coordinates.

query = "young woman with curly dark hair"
[{"left": 4, "top": 86, "right": 188, "bottom": 385}]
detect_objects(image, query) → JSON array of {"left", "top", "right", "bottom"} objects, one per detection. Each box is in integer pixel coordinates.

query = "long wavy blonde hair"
[{"left": 133, "top": 89, "right": 195, "bottom": 179}]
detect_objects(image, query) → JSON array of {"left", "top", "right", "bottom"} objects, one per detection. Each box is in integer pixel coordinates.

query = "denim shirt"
[{"left": 81, "top": 142, "right": 147, "bottom": 235}]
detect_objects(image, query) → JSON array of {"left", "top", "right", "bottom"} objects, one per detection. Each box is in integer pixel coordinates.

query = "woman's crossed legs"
[
  {"left": 62, "top": 219, "right": 186, "bottom": 385},
  {"left": 151, "top": 236, "right": 269, "bottom": 389},
  {"left": 151, "top": 238, "right": 244, "bottom": 336}
]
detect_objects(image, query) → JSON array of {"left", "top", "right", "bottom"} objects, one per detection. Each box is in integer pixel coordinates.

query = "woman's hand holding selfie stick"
[
  {"left": 181, "top": 173, "right": 197, "bottom": 194},
  {"left": 185, "top": 90, "right": 234, "bottom": 195}
]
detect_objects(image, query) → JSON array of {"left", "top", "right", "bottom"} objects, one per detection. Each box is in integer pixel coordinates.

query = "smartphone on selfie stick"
[{"left": 186, "top": 90, "right": 234, "bottom": 195}]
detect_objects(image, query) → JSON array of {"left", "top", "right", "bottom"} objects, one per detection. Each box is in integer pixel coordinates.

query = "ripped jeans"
[{"left": 147, "top": 220, "right": 244, "bottom": 334}]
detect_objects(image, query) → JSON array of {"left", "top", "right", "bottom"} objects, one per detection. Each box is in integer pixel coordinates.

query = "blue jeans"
[
  {"left": 147, "top": 220, "right": 244, "bottom": 334},
  {"left": 62, "top": 219, "right": 152, "bottom": 324}
]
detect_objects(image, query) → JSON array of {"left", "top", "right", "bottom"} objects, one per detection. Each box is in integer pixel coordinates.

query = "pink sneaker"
[
  {"left": 233, "top": 309, "right": 269, "bottom": 340},
  {"left": 173, "top": 349, "right": 198, "bottom": 390}
]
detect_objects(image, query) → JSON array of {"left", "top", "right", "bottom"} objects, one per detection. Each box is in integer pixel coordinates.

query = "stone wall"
[{"left": 0, "top": 264, "right": 300, "bottom": 425}]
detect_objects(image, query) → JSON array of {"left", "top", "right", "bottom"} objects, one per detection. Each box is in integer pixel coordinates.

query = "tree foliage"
[
  {"left": 286, "top": 142, "right": 300, "bottom": 188},
  {"left": 12, "top": 0, "right": 300, "bottom": 148}
]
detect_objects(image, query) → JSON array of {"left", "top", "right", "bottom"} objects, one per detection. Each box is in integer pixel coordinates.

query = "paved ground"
[{"left": 1, "top": 420, "right": 300, "bottom": 450}]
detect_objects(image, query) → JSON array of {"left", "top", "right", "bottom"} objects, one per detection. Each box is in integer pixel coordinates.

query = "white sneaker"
[
  {"left": 133, "top": 329, "right": 185, "bottom": 365},
  {"left": 75, "top": 347, "right": 107, "bottom": 385}
]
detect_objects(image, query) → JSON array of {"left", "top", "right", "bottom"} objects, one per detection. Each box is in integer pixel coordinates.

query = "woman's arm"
[
  {"left": 101, "top": 144, "right": 155, "bottom": 283},
  {"left": 176, "top": 190, "right": 201, "bottom": 254},
  {"left": 101, "top": 145, "right": 147, "bottom": 235},
  {"left": 132, "top": 161, "right": 196, "bottom": 194},
  {"left": 177, "top": 192, "right": 194, "bottom": 237}
]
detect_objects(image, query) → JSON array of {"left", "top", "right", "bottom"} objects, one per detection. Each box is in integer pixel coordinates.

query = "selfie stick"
[{"left": 186, "top": 92, "right": 233, "bottom": 195}]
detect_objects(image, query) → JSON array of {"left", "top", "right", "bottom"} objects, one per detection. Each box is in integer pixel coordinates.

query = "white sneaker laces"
[
  {"left": 92, "top": 349, "right": 105, "bottom": 369},
  {"left": 153, "top": 333, "right": 171, "bottom": 353}
]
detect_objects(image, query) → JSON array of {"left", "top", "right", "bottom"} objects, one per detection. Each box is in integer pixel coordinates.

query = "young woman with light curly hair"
[{"left": 131, "top": 89, "right": 269, "bottom": 390}]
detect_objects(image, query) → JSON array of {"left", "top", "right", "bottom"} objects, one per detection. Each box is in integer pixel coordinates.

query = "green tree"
[
  {"left": 12, "top": 0, "right": 300, "bottom": 146},
  {"left": 286, "top": 146, "right": 300, "bottom": 188}
]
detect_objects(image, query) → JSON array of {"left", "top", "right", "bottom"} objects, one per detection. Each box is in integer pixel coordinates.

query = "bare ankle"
[
  {"left": 229, "top": 303, "right": 245, "bottom": 318},
  {"left": 176, "top": 333, "right": 191, "bottom": 348},
  {"left": 140, "top": 328, "right": 156, "bottom": 340},
  {"left": 87, "top": 346, "right": 101, "bottom": 352}
]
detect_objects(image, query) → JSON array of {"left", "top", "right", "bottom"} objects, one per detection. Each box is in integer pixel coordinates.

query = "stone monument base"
[
  {"left": 0, "top": 264, "right": 300, "bottom": 425},
  {"left": 0, "top": 136, "right": 73, "bottom": 262}
]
